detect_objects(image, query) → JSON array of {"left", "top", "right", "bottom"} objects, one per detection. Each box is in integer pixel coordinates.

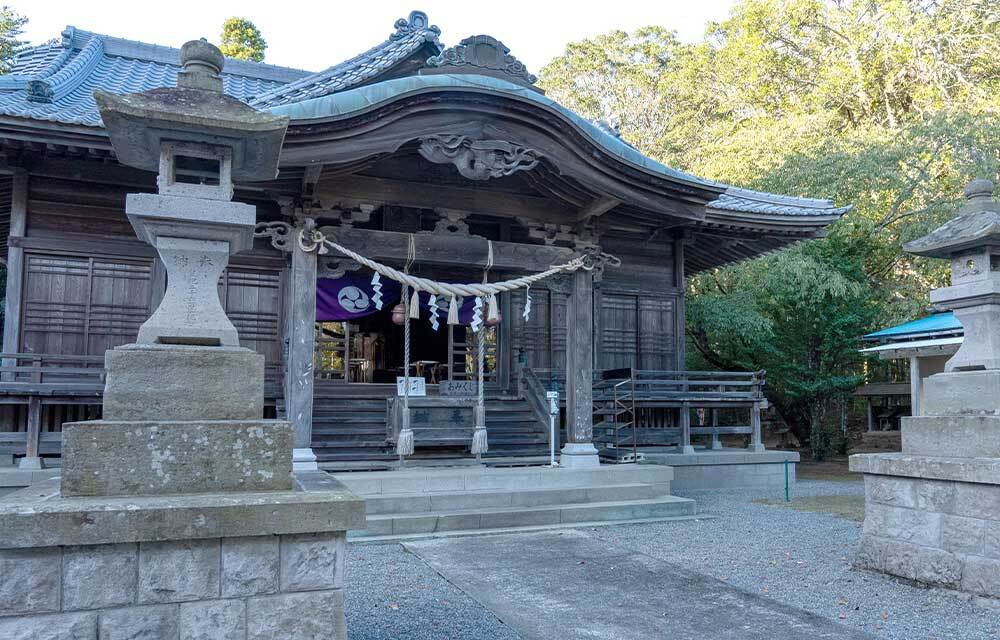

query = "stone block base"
[
  {"left": 559, "top": 442, "right": 601, "bottom": 468},
  {"left": 923, "top": 370, "right": 1000, "bottom": 417},
  {"left": 850, "top": 454, "right": 1000, "bottom": 599},
  {"left": 61, "top": 419, "right": 293, "bottom": 496},
  {"left": 102, "top": 344, "right": 264, "bottom": 421},
  {"left": 902, "top": 415, "right": 1000, "bottom": 458},
  {"left": 0, "top": 472, "right": 362, "bottom": 639},
  {"left": 641, "top": 449, "right": 798, "bottom": 491},
  {"left": 0, "top": 532, "right": 347, "bottom": 640}
]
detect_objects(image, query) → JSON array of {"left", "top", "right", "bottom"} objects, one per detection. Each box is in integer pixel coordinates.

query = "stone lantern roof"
[
  {"left": 904, "top": 179, "right": 1000, "bottom": 258},
  {"left": 93, "top": 38, "right": 289, "bottom": 181}
]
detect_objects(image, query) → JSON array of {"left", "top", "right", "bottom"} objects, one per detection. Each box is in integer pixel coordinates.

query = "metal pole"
[
  {"left": 547, "top": 390, "right": 560, "bottom": 467},
  {"left": 784, "top": 459, "right": 790, "bottom": 502}
]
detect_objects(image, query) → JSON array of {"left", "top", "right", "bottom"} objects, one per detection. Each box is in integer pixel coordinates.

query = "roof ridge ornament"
[
  {"left": 391, "top": 10, "right": 441, "bottom": 42},
  {"left": 422, "top": 34, "right": 540, "bottom": 91}
]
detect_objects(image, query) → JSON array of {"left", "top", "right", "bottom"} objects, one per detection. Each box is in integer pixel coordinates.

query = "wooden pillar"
[
  {"left": 499, "top": 291, "right": 512, "bottom": 392},
  {"left": 909, "top": 356, "right": 922, "bottom": 417},
  {"left": 19, "top": 396, "right": 42, "bottom": 470},
  {"left": 3, "top": 174, "right": 28, "bottom": 364},
  {"left": 866, "top": 397, "right": 874, "bottom": 432},
  {"left": 561, "top": 268, "right": 600, "bottom": 467},
  {"left": 748, "top": 401, "right": 765, "bottom": 452},
  {"left": 673, "top": 235, "right": 687, "bottom": 369},
  {"left": 678, "top": 401, "right": 694, "bottom": 454},
  {"left": 710, "top": 407, "right": 722, "bottom": 450},
  {"left": 286, "top": 232, "right": 318, "bottom": 470}
]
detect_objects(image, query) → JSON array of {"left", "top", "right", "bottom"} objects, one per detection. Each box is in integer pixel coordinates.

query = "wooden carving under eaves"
[
  {"left": 419, "top": 135, "right": 541, "bottom": 181},
  {"left": 421, "top": 34, "right": 541, "bottom": 91}
]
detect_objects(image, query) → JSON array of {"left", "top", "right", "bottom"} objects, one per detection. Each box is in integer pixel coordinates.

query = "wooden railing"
[{"left": 528, "top": 368, "right": 767, "bottom": 454}]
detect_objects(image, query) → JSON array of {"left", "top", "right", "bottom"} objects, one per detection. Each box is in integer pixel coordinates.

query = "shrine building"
[{"left": 0, "top": 12, "right": 847, "bottom": 474}]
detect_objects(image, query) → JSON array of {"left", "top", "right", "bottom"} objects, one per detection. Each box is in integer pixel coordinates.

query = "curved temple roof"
[{"left": 0, "top": 11, "right": 849, "bottom": 227}]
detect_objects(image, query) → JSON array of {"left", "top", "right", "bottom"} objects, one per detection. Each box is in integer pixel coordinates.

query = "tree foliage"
[
  {"left": 0, "top": 5, "right": 27, "bottom": 72},
  {"left": 219, "top": 17, "right": 266, "bottom": 62},
  {"left": 540, "top": 0, "right": 1000, "bottom": 455}
]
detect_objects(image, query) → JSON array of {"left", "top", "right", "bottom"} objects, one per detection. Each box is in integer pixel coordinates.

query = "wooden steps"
[{"left": 301, "top": 384, "right": 549, "bottom": 464}]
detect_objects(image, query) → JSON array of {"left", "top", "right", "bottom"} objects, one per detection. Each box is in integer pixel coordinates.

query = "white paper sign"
[{"left": 396, "top": 376, "right": 426, "bottom": 397}]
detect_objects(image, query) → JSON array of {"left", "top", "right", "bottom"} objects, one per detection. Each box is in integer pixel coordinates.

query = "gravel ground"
[
  {"left": 346, "top": 479, "right": 999, "bottom": 640},
  {"left": 346, "top": 541, "right": 520, "bottom": 640},
  {"left": 591, "top": 480, "right": 1000, "bottom": 640}
]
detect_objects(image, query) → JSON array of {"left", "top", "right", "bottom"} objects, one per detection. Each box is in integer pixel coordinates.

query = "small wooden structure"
[{"left": 0, "top": 14, "right": 846, "bottom": 467}]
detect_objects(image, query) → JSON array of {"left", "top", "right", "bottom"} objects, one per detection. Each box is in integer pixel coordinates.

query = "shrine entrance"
[{"left": 313, "top": 268, "right": 499, "bottom": 387}]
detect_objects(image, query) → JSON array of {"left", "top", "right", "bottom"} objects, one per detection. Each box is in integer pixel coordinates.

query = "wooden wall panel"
[
  {"left": 510, "top": 288, "right": 551, "bottom": 369},
  {"left": 21, "top": 252, "right": 153, "bottom": 355},
  {"left": 220, "top": 265, "right": 283, "bottom": 363},
  {"left": 638, "top": 297, "right": 677, "bottom": 370},
  {"left": 600, "top": 293, "right": 638, "bottom": 369}
]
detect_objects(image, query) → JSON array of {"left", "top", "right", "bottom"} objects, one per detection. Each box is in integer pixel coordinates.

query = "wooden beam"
[
  {"left": 576, "top": 196, "right": 620, "bottom": 222},
  {"left": 316, "top": 175, "right": 578, "bottom": 225},
  {"left": 320, "top": 227, "right": 575, "bottom": 272},
  {"left": 301, "top": 164, "right": 323, "bottom": 199}
]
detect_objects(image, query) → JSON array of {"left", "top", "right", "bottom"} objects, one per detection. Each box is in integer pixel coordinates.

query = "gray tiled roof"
[
  {"left": 0, "top": 14, "right": 848, "bottom": 222},
  {"left": 249, "top": 11, "right": 442, "bottom": 108},
  {"left": 0, "top": 27, "right": 311, "bottom": 127},
  {"left": 709, "top": 187, "right": 850, "bottom": 217}
]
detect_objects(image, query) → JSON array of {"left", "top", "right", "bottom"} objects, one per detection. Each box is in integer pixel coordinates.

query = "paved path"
[{"left": 405, "top": 530, "right": 877, "bottom": 640}]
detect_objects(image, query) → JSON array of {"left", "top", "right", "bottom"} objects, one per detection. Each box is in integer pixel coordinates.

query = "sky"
[{"left": 14, "top": 0, "right": 737, "bottom": 73}]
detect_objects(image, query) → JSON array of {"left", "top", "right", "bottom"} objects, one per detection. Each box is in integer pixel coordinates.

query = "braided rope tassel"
[
  {"left": 396, "top": 283, "right": 415, "bottom": 460},
  {"left": 471, "top": 302, "right": 488, "bottom": 460}
]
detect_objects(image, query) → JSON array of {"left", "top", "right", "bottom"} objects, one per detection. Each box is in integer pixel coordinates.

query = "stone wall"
[
  {"left": 855, "top": 474, "right": 1000, "bottom": 598},
  {"left": 0, "top": 531, "right": 347, "bottom": 640}
]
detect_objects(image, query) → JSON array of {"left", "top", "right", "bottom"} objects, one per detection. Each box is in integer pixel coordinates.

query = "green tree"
[
  {"left": 219, "top": 17, "right": 266, "bottom": 62},
  {"left": 0, "top": 5, "right": 27, "bottom": 71},
  {"left": 540, "top": 0, "right": 1000, "bottom": 453}
]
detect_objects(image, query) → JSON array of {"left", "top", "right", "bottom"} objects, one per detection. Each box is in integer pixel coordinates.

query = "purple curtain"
[
  {"left": 316, "top": 275, "right": 482, "bottom": 326},
  {"left": 316, "top": 274, "right": 400, "bottom": 321}
]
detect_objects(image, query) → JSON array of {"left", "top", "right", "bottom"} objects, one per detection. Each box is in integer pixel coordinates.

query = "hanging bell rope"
[
  {"left": 471, "top": 241, "right": 494, "bottom": 461},
  {"left": 395, "top": 236, "right": 418, "bottom": 464}
]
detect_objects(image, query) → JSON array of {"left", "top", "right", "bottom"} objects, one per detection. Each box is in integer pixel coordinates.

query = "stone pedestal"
[
  {"left": 102, "top": 344, "right": 264, "bottom": 421},
  {"left": 560, "top": 442, "right": 602, "bottom": 468},
  {"left": 0, "top": 472, "right": 363, "bottom": 640},
  {"left": 850, "top": 369, "right": 1000, "bottom": 600}
]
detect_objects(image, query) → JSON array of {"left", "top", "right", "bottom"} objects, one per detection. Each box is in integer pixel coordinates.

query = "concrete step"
[
  {"left": 364, "top": 482, "right": 664, "bottom": 515},
  {"left": 331, "top": 465, "right": 674, "bottom": 496},
  {"left": 354, "top": 495, "right": 696, "bottom": 538}
]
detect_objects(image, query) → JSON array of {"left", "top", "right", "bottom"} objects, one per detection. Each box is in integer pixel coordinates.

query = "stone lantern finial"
[{"left": 177, "top": 38, "right": 225, "bottom": 92}]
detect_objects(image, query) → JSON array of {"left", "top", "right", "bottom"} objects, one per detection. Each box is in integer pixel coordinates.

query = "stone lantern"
[
  {"left": 0, "top": 40, "right": 361, "bottom": 639},
  {"left": 850, "top": 178, "right": 1000, "bottom": 601},
  {"left": 95, "top": 38, "right": 287, "bottom": 348},
  {"left": 905, "top": 178, "right": 1000, "bottom": 374}
]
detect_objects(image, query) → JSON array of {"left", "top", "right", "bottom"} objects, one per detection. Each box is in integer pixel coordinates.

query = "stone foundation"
[
  {"left": 640, "top": 449, "right": 798, "bottom": 491},
  {"left": 0, "top": 472, "right": 364, "bottom": 639},
  {"left": 0, "top": 531, "right": 346, "bottom": 640},
  {"left": 850, "top": 455, "right": 1000, "bottom": 599}
]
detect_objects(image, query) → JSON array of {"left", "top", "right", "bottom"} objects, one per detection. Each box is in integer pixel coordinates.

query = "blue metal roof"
[{"left": 864, "top": 312, "right": 963, "bottom": 341}]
